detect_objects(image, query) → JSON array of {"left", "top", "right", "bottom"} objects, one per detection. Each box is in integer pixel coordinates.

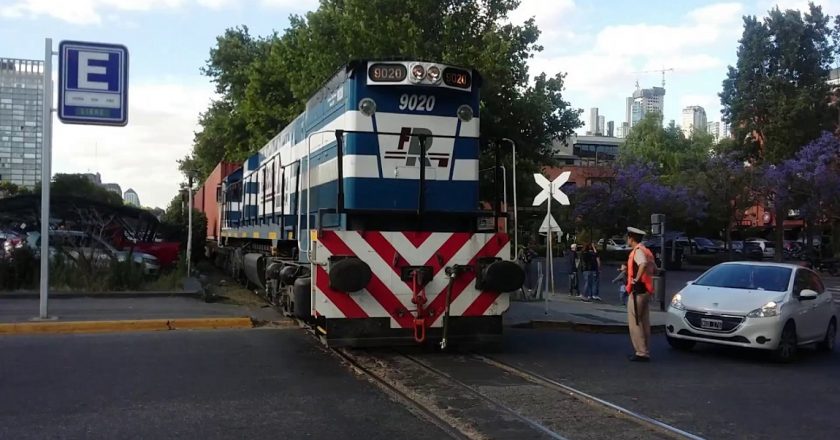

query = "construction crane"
[{"left": 632, "top": 67, "right": 675, "bottom": 88}]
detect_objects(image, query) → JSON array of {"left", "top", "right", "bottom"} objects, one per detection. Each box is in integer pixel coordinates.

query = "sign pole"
[
  {"left": 38, "top": 38, "right": 54, "bottom": 320},
  {"left": 547, "top": 185, "right": 554, "bottom": 296}
]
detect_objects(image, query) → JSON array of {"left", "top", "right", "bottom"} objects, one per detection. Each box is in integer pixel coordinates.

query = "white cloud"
[
  {"left": 526, "top": 2, "right": 745, "bottom": 130},
  {"left": 0, "top": 0, "right": 320, "bottom": 25},
  {"left": 259, "top": 0, "right": 320, "bottom": 11},
  {"left": 510, "top": 0, "right": 581, "bottom": 52},
  {"left": 1, "top": 0, "right": 185, "bottom": 25},
  {"left": 52, "top": 79, "right": 215, "bottom": 209}
]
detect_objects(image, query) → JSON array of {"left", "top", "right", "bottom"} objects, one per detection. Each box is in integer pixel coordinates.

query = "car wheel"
[
  {"left": 773, "top": 322, "right": 798, "bottom": 363},
  {"left": 666, "top": 336, "right": 696, "bottom": 351},
  {"left": 817, "top": 319, "right": 836, "bottom": 352}
]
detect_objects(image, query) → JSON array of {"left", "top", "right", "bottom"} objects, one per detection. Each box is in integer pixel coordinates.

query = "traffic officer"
[{"left": 625, "top": 226, "right": 655, "bottom": 362}]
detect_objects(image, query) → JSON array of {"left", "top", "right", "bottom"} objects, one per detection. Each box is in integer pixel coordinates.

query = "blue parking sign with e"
[{"left": 58, "top": 41, "right": 128, "bottom": 126}]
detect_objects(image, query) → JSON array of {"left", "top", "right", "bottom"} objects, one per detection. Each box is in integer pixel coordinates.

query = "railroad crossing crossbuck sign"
[{"left": 532, "top": 172, "right": 570, "bottom": 206}]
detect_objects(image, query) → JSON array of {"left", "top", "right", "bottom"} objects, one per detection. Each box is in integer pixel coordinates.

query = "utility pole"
[{"left": 186, "top": 175, "right": 193, "bottom": 277}]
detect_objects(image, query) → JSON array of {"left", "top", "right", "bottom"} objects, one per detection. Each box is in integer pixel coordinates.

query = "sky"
[{"left": 0, "top": 0, "right": 836, "bottom": 208}]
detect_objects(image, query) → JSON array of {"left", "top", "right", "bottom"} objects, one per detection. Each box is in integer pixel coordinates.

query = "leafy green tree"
[
  {"left": 161, "top": 193, "right": 207, "bottom": 259},
  {"left": 190, "top": 0, "right": 583, "bottom": 205},
  {"left": 0, "top": 181, "right": 26, "bottom": 198},
  {"left": 720, "top": 3, "right": 838, "bottom": 259},
  {"left": 619, "top": 112, "right": 712, "bottom": 178},
  {"left": 50, "top": 174, "right": 124, "bottom": 206}
]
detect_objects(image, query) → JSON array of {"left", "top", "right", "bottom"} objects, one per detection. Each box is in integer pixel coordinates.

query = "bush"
[{"left": 0, "top": 247, "right": 38, "bottom": 290}]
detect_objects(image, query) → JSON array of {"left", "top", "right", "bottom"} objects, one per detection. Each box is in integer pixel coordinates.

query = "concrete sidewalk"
[
  {"left": 505, "top": 292, "right": 668, "bottom": 332},
  {"left": 0, "top": 296, "right": 290, "bottom": 334}
]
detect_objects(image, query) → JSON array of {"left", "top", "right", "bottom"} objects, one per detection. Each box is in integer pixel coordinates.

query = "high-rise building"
[
  {"left": 606, "top": 121, "right": 615, "bottom": 137},
  {"left": 597, "top": 115, "right": 605, "bottom": 136},
  {"left": 706, "top": 121, "right": 721, "bottom": 142},
  {"left": 102, "top": 183, "right": 122, "bottom": 195},
  {"left": 617, "top": 122, "right": 630, "bottom": 138},
  {"left": 124, "top": 188, "right": 140, "bottom": 207},
  {"left": 588, "top": 107, "right": 599, "bottom": 135},
  {"left": 0, "top": 58, "right": 44, "bottom": 188},
  {"left": 629, "top": 86, "right": 666, "bottom": 127},
  {"left": 625, "top": 97, "right": 633, "bottom": 126},
  {"left": 681, "top": 106, "right": 707, "bottom": 137}
]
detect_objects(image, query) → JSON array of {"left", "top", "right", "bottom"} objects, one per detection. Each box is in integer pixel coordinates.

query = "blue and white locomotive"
[{"left": 213, "top": 60, "right": 523, "bottom": 347}]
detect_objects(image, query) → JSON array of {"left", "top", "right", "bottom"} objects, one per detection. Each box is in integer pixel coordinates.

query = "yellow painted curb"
[
  {"left": 0, "top": 317, "right": 255, "bottom": 335},
  {"left": 168, "top": 317, "right": 254, "bottom": 330}
]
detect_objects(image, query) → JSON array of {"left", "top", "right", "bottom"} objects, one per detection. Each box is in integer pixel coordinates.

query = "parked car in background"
[
  {"left": 729, "top": 241, "right": 745, "bottom": 253},
  {"left": 742, "top": 242, "right": 764, "bottom": 260},
  {"left": 598, "top": 237, "right": 629, "bottom": 251},
  {"left": 691, "top": 237, "right": 720, "bottom": 254},
  {"left": 666, "top": 262, "right": 836, "bottom": 362},
  {"left": 27, "top": 231, "right": 160, "bottom": 276},
  {"left": 746, "top": 238, "right": 775, "bottom": 259},
  {"left": 1, "top": 230, "right": 25, "bottom": 259}
]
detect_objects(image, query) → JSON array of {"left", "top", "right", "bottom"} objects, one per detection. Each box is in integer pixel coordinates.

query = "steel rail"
[
  {"left": 473, "top": 355, "right": 706, "bottom": 440},
  {"left": 330, "top": 348, "right": 471, "bottom": 440},
  {"left": 399, "top": 353, "right": 569, "bottom": 440}
]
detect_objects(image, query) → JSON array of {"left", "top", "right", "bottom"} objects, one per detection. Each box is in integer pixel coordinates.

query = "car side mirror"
[
  {"left": 686, "top": 280, "right": 694, "bottom": 286},
  {"left": 799, "top": 289, "right": 819, "bottom": 300}
]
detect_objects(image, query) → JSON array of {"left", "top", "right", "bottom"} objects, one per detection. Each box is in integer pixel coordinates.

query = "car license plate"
[{"left": 701, "top": 318, "right": 723, "bottom": 330}]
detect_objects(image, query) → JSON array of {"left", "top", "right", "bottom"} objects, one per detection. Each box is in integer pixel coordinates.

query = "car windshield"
[
  {"left": 694, "top": 238, "right": 714, "bottom": 246},
  {"left": 612, "top": 239, "right": 625, "bottom": 245},
  {"left": 694, "top": 264, "right": 791, "bottom": 292}
]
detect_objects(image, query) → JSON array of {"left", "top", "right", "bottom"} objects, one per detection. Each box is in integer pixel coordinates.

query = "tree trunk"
[
  {"left": 833, "top": 218, "right": 840, "bottom": 258},
  {"left": 775, "top": 204, "right": 785, "bottom": 262},
  {"left": 725, "top": 221, "right": 733, "bottom": 262}
]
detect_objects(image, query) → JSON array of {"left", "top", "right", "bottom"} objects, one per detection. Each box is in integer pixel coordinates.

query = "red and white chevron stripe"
[{"left": 313, "top": 230, "right": 512, "bottom": 328}]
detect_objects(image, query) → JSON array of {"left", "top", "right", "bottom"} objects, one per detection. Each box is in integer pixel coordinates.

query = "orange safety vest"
[{"left": 626, "top": 244, "right": 655, "bottom": 294}]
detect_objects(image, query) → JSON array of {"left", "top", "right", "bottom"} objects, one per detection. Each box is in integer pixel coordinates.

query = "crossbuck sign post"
[{"left": 532, "top": 172, "right": 570, "bottom": 311}]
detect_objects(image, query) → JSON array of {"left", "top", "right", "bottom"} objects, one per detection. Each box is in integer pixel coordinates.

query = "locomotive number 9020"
[{"left": 368, "top": 63, "right": 407, "bottom": 82}]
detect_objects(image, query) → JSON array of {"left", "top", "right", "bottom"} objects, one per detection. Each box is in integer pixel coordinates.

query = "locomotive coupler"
[{"left": 409, "top": 269, "right": 429, "bottom": 343}]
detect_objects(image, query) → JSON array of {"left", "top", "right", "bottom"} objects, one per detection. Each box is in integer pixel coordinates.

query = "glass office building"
[{"left": 0, "top": 58, "right": 44, "bottom": 188}]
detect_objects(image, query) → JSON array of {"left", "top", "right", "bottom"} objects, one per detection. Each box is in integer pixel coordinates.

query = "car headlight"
[
  {"left": 670, "top": 293, "right": 685, "bottom": 311},
  {"left": 747, "top": 301, "right": 779, "bottom": 318}
]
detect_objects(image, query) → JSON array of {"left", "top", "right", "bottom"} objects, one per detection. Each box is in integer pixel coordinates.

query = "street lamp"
[{"left": 183, "top": 168, "right": 199, "bottom": 276}]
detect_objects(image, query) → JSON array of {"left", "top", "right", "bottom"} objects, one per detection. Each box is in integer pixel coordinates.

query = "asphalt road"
[
  {"left": 496, "top": 328, "right": 840, "bottom": 440},
  {"left": 0, "top": 329, "right": 448, "bottom": 440}
]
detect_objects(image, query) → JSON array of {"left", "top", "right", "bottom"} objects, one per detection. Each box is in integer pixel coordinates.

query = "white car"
[
  {"left": 598, "top": 238, "right": 629, "bottom": 251},
  {"left": 666, "top": 262, "right": 836, "bottom": 362}
]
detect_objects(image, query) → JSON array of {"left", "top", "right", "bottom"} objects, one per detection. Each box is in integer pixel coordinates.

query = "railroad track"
[{"left": 331, "top": 347, "right": 705, "bottom": 440}]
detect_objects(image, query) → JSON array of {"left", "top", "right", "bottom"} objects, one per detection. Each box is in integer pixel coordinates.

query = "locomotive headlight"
[
  {"left": 358, "top": 98, "right": 377, "bottom": 116},
  {"left": 457, "top": 104, "right": 474, "bottom": 122},
  {"left": 411, "top": 64, "right": 425, "bottom": 81},
  {"left": 427, "top": 65, "right": 441, "bottom": 82}
]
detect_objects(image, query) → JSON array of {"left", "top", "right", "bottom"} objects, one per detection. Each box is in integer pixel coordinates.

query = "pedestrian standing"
[
  {"left": 568, "top": 244, "right": 579, "bottom": 296},
  {"left": 518, "top": 243, "right": 537, "bottom": 299},
  {"left": 580, "top": 242, "right": 599, "bottom": 301},
  {"left": 590, "top": 243, "right": 602, "bottom": 301},
  {"left": 625, "top": 227, "right": 656, "bottom": 362},
  {"left": 612, "top": 264, "right": 628, "bottom": 305}
]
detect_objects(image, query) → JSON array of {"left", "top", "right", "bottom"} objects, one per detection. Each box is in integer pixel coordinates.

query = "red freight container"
[{"left": 194, "top": 162, "right": 239, "bottom": 241}]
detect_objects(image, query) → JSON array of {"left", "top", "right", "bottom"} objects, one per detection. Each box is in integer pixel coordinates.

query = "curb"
[
  {"left": 0, "top": 290, "right": 202, "bottom": 299},
  {"left": 0, "top": 317, "right": 255, "bottom": 335},
  {"left": 513, "top": 320, "right": 666, "bottom": 334}
]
